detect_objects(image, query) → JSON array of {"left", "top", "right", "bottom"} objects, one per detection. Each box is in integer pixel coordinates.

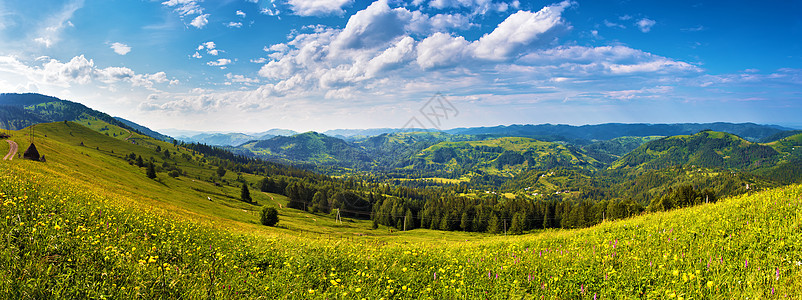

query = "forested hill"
[
  {"left": 0, "top": 93, "right": 167, "bottom": 142},
  {"left": 612, "top": 130, "right": 780, "bottom": 171},
  {"left": 239, "top": 131, "right": 373, "bottom": 164}
]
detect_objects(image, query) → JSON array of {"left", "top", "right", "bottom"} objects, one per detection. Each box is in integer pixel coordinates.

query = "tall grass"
[{"left": 2, "top": 161, "right": 801, "bottom": 298}]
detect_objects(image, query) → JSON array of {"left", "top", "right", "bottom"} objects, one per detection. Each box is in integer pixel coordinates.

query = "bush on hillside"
[{"left": 260, "top": 207, "right": 279, "bottom": 226}]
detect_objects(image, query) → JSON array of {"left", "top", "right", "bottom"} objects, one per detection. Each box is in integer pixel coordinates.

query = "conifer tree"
[
  {"left": 404, "top": 209, "right": 415, "bottom": 230},
  {"left": 241, "top": 184, "right": 252, "bottom": 203},
  {"left": 146, "top": 162, "right": 156, "bottom": 179},
  {"left": 460, "top": 211, "right": 472, "bottom": 232}
]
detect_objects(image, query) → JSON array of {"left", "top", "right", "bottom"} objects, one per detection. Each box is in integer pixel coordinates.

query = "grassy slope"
[{"left": 1, "top": 123, "right": 801, "bottom": 298}]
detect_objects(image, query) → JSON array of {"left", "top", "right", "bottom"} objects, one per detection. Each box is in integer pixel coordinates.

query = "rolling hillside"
[
  {"left": 239, "top": 131, "right": 373, "bottom": 165},
  {"left": 612, "top": 131, "right": 780, "bottom": 171},
  {"left": 0, "top": 93, "right": 169, "bottom": 142},
  {"left": 416, "top": 137, "right": 603, "bottom": 174},
  {"left": 1, "top": 123, "right": 800, "bottom": 297}
]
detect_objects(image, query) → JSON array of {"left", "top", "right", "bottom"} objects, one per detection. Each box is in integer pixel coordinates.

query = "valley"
[{"left": 1, "top": 93, "right": 802, "bottom": 298}]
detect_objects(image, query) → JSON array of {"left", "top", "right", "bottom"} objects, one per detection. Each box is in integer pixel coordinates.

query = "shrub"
[{"left": 260, "top": 207, "right": 279, "bottom": 226}]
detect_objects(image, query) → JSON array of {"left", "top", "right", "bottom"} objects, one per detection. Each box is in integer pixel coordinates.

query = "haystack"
[{"left": 23, "top": 143, "right": 40, "bottom": 161}]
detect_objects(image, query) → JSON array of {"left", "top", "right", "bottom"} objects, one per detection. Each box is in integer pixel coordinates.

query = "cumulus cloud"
[
  {"left": 416, "top": 32, "right": 469, "bottom": 69},
  {"left": 288, "top": 0, "right": 353, "bottom": 16},
  {"left": 226, "top": 22, "right": 242, "bottom": 28},
  {"left": 0, "top": 55, "right": 174, "bottom": 91},
  {"left": 190, "top": 14, "right": 209, "bottom": 28},
  {"left": 236, "top": 10, "right": 246, "bottom": 17},
  {"left": 472, "top": 1, "right": 573, "bottom": 60},
  {"left": 332, "top": 0, "right": 407, "bottom": 51},
  {"left": 110, "top": 42, "right": 131, "bottom": 55},
  {"left": 196, "top": 42, "right": 221, "bottom": 56},
  {"left": 249, "top": 0, "right": 701, "bottom": 104},
  {"left": 636, "top": 18, "right": 655, "bottom": 33}
]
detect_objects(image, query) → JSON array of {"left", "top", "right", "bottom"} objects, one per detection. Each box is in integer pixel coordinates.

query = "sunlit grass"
[{"left": 1, "top": 122, "right": 801, "bottom": 298}]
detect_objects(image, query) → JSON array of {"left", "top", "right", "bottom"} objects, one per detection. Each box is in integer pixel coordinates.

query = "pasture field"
[{"left": 0, "top": 123, "right": 801, "bottom": 298}]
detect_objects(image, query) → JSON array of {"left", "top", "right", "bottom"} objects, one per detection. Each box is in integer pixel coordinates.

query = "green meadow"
[{"left": 1, "top": 122, "right": 801, "bottom": 299}]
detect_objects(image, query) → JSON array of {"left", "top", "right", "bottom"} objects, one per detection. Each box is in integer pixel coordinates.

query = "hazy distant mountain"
[
  {"left": 445, "top": 123, "right": 791, "bottom": 143},
  {"left": 175, "top": 129, "right": 298, "bottom": 146},
  {"left": 322, "top": 128, "right": 399, "bottom": 139}
]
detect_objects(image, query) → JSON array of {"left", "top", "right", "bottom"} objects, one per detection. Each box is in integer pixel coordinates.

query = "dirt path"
[
  {"left": 3, "top": 140, "right": 18, "bottom": 160},
  {"left": 263, "top": 192, "right": 282, "bottom": 208},
  {"left": 123, "top": 129, "right": 132, "bottom": 141}
]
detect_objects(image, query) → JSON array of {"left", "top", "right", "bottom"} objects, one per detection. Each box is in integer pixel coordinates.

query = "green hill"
[
  {"left": 417, "top": 137, "right": 602, "bottom": 174},
  {"left": 582, "top": 136, "right": 664, "bottom": 163},
  {"left": 612, "top": 131, "right": 780, "bottom": 171},
  {"left": 2, "top": 125, "right": 800, "bottom": 297},
  {"left": 0, "top": 93, "right": 168, "bottom": 142},
  {"left": 240, "top": 131, "right": 373, "bottom": 166}
]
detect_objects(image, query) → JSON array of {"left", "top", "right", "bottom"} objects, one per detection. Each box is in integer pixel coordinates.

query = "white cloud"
[
  {"left": 288, "top": 0, "right": 353, "bottom": 16},
  {"left": 0, "top": 55, "right": 174, "bottom": 91},
  {"left": 190, "top": 14, "right": 209, "bottom": 28},
  {"left": 427, "top": 0, "right": 515, "bottom": 15},
  {"left": 416, "top": 32, "right": 469, "bottom": 69},
  {"left": 226, "top": 22, "right": 242, "bottom": 28},
  {"left": 236, "top": 10, "right": 246, "bottom": 17},
  {"left": 196, "top": 42, "right": 222, "bottom": 56},
  {"left": 161, "top": 0, "right": 202, "bottom": 16},
  {"left": 637, "top": 18, "right": 656, "bottom": 33},
  {"left": 110, "top": 42, "right": 131, "bottom": 55},
  {"left": 407, "top": 11, "right": 475, "bottom": 33},
  {"left": 331, "top": 0, "right": 407, "bottom": 51},
  {"left": 260, "top": 8, "right": 280, "bottom": 16},
  {"left": 472, "top": 1, "right": 573, "bottom": 60},
  {"left": 518, "top": 45, "right": 701, "bottom": 75},
  {"left": 603, "top": 19, "right": 625, "bottom": 29},
  {"left": 365, "top": 36, "right": 415, "bottom": 77},
  {"left": 33, "top": 0, "right": 83, "bottom": 48},
  {"left": 225, "top": 73, "right": 260, "bottom": 85},
  {"left": 207, "top": 58, "right": 232, "bottom": 68}
]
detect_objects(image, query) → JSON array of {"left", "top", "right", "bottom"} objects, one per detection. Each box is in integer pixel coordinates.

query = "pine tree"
[
  {"left": 487, "top": 212, "right": 501, "bottom": 234},
  {"left": 146, "top": 162, "right": 156, "bottom": 179},
  {"left": 136, "top": 155, "right": 144, "bottom": 167},
  {"left": 510, "top": 212, "right": 525, "bottom": 235},
  {"left": 460, "top": 211, "right": 472, "bottom": 232},
  {"left": 241, "top": 184, "right": 252, "bottom": 203},
  {"left": 217, "top": 166, "right": 226, "bottom": 178},
  {"left": 404, "top": 209, "right": 415, "bottom": 230}
]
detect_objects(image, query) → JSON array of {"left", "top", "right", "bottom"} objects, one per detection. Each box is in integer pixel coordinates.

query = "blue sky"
[{"left": 0, "top": 0, "right": 800, "bottom": 132}]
